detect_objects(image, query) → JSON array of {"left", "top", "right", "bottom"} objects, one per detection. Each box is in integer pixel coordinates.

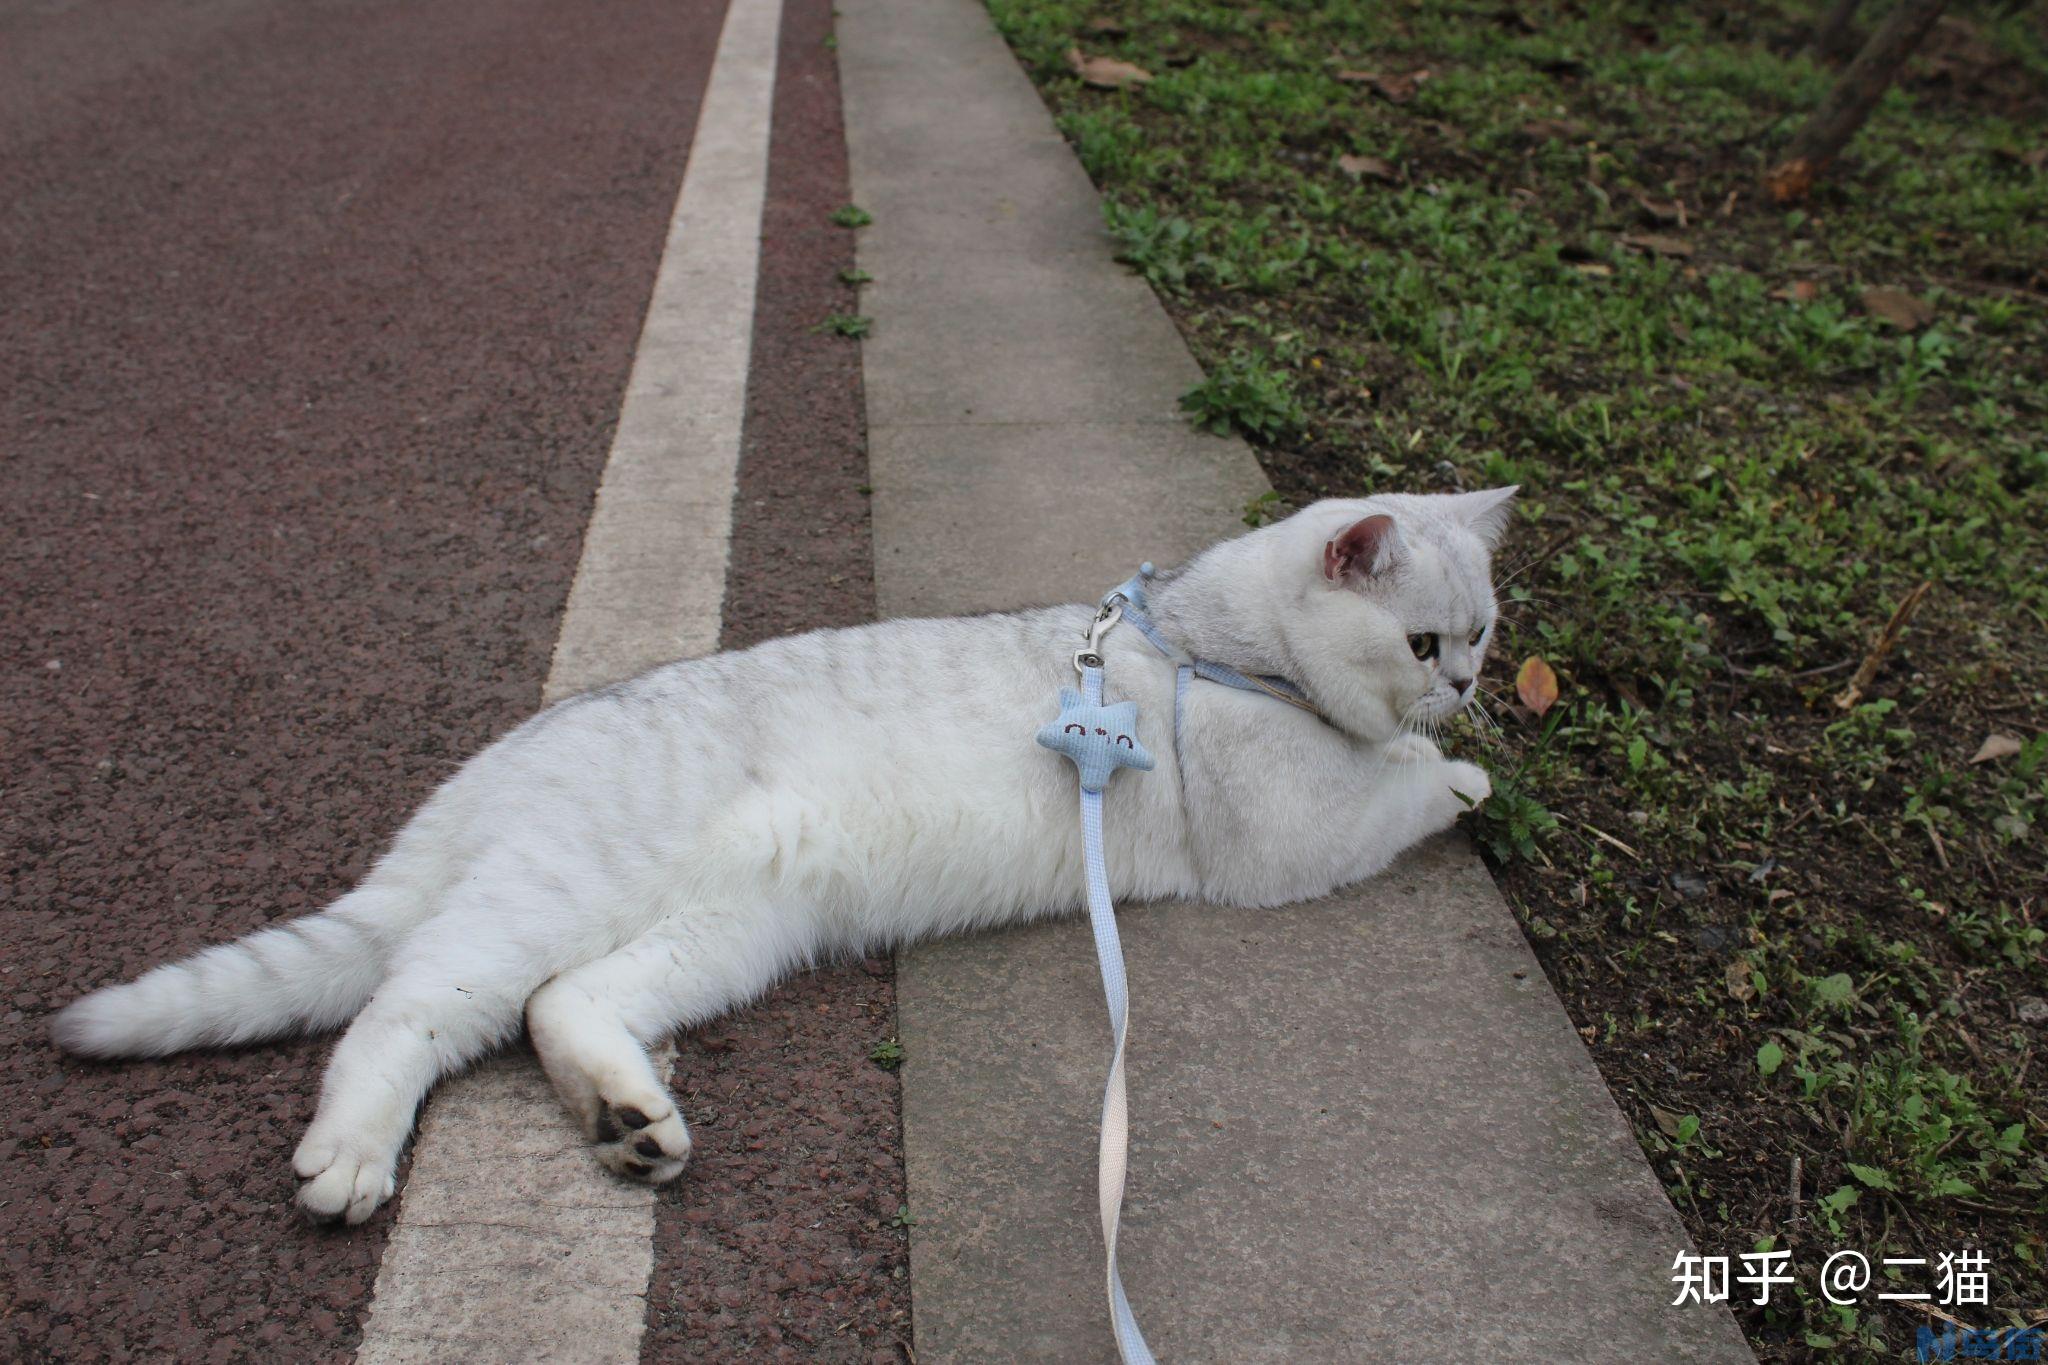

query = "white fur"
[{"left": 52, "top": 491, "right": 1514, "bottom": 1222}]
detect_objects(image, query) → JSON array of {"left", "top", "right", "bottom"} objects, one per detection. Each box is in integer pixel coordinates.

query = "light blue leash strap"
[
  {"left": 1078, "top": 681, "right": 1154, "bottom": 1365},
  {"left": 1034, "top": 604, "right": 1157, "bottom": 1365},
  {"left": 1034, "top": 567, "right": 1323, "bottom": 1363}
]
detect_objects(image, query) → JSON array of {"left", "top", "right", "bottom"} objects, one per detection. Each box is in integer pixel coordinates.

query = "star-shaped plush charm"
[{"left": 1037, "top": 688, "right": 1155, "bottom": 793}]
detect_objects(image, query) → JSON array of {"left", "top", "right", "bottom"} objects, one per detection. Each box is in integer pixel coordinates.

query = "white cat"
[{"left": 53, "top": 489, "right": 1512, "bottom": 1223}]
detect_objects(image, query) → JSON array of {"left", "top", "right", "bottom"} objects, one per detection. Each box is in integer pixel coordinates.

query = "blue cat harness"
[{"left": 1034, "top": 565, "right": 1319, "bottom": 1365}]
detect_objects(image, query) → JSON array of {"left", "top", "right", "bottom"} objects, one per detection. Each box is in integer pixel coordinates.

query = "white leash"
[
  {"left": 1080, "top": 770, "right": 1154, "bottom": 1365},
  {"left": 1035, "top": 568, "right": 1322, "bottom": 1360},
  {"left": 1036, "top": 595, "right": 1157, "bottom": 1365}
]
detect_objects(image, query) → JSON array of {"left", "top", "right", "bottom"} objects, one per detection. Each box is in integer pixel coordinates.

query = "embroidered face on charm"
[
  {"left": 1303, "top": 487, "right": 1516, "bottom": 738},
  {"left": 1063, "top": 720, "right": 1139, "bottom": 749}
]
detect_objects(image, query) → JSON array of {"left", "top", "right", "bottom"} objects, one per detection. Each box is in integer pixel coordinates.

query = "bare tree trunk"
[
  {"left": 1812, "top": 0, "right": 1865, "bottom": 61},
  {"left": 1766, "top": 0, "right": 1948, "bottom": 203}
]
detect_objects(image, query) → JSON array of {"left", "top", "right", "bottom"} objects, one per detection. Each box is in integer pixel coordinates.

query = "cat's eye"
[
  {"left": 1469, "top": 625, "right": 1487, "bottom": 647},
  {"left": 1407, "top": 632, "right": 1438, "bottom": 661}
]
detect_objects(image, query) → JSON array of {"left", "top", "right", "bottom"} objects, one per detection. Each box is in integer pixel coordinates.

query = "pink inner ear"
[{"left": 1324, "top": 514, "right": 1398, "bottom": 581}]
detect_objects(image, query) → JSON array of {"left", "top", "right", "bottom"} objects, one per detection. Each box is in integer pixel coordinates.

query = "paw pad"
[{"left": 592, "top": 1095, "right": 691, "bottom": 1185}]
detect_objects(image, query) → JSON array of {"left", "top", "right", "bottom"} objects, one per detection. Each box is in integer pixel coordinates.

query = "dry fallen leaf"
[
  {"left": 1516, "top": 656, "right": 1560, "bottom": 717},
  {"left": 1082, "top": 16, "right": 1128, "bottom": 37},
  {"left": 1570, "top": 261, "right": 1613, "bottom": 278},
  {"left": 1633, "top": 191, "right": 1686, "bottom": 227},
  {"left": 1337, "top": 68, "right": 1430, "bottom": 103},
  {"left": 1770, "top": 280, "right": 1820, "bottom": 304},
  {"left": 1969, "top": 733, "right": 2024, "bottom": 764},
  {"left": 1067, "top": 47, "right": 1152, "bottom": 89},
  {"left": 1860, "top": 286, "right": 1936, "bottom": 330},
  {"left": 1620, "top": 231, "right": 1694, "bottom": 259},
  {"left": 1336, "top": 153, "right": 1397, "bottom": 183},
  {"left": 1649, "top": 1105, "right": 1685, "bottom": 1139},
  {"left": 1764, "top": 156, "right": 1815, "bottom": 205},
  {"left": 1725, "top": 958, "right": 1756, "bottom": 1004}
]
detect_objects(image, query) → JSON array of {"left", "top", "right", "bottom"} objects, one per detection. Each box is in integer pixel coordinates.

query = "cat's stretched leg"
[
  {"left": 292, "top": 923, "right": 542, "bottom": 1223},
  {"left": 527, "top": 917, "right": 777, "bottom": 1185}
]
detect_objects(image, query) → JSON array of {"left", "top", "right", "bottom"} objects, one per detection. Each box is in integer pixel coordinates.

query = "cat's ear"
[
  {"left": 1440, "top": 486, "right": 1518, "bottom": 551},
  {"left": 1322, "top": 514, "right": 1402, "bottom": 582}
]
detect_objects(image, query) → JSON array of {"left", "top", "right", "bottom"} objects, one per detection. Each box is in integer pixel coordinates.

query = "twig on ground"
[
  {"left": 1976, "top": 836, "right": 2002, "bottom": 894},
  {"left": 1901, "top": 1300, "right": 1972, "bottom": 1330},
  {"left": 1850, "top": 811, "right": 1905, "bottom": 868},
  {"left": 1767, "top": 0, "right": 1951, "bottom": 202},
  {"left": 1781, "top": 800, "right": 1823, "bottom": 837},
  {"left": 1835, "top": 580, "right": 1933, "bottom": 710},
  {"left": 1571, "top": 817, "right": 1643, "bottom": 862}
]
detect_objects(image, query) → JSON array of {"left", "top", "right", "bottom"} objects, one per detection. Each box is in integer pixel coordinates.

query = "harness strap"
[{"left": 1106, "top": 563, "right": 1323, "bottom": 736}]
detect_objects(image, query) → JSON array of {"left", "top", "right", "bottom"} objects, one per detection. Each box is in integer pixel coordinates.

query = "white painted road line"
[{"left": 353, "top": 0, "right": 783, "bottom": 1358}]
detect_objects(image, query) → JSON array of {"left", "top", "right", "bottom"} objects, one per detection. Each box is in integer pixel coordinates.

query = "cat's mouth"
[{"left": 1409, "top": 685, "right": 1473, "bottom": 726}]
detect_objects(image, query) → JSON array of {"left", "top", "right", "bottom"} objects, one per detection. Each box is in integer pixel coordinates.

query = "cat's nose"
[{"left": 1448, "top": 675, "right": 1474, "bottom": 697}]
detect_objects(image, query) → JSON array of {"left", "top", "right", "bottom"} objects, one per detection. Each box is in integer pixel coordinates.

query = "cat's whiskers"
[
  {"left": 1361, "top": 697, "right": 1430, "bottom": 792},
  {"left": 1457, "top": 691, "right": 1503, "bottom": 749},
  {"left": 1474, "top": 696, "right": 1507, "bottom": 747},
  {"left": 1494, "top": 590, "right": 1561, "bottom": 618},
  {"left": 1472, "top": 684, "right": 1516, "bottom": 747},
  {"left": 1493, "top": 554, "right": 1540, "bottom": 592}
]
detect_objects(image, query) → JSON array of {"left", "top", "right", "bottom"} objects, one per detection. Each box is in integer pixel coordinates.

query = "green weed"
[
  {"left": 817, "top": 314, "right": 873, "bottom": 338},
  {"left": 1179, "top": 350, "right": 1305, "bottom": 441}
]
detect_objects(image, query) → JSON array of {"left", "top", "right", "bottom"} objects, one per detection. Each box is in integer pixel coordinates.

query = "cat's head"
[{"left": 1274, "top": 488, "right": 1516, "bottom": 742}]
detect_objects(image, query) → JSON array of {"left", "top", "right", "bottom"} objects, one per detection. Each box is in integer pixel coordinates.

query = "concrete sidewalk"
[{"left": 838, "top": 0, "right": 1754, "bottom": 1359}]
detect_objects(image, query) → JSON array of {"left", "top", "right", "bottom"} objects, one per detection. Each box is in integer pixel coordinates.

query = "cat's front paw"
[{"left": 1442, "top": 759, "right": 1492, "bottom": 808}]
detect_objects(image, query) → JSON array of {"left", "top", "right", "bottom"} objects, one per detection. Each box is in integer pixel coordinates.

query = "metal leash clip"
[{"left": 1075, "top": 596, "right": 1125, "bottom": 676}]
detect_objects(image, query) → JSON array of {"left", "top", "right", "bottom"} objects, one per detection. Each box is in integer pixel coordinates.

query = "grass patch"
[
  {"left": 816, "top": 313, "right": 874, "bottom": 338},
  {"left": 1179, "top": 348, "right": 1307, "bottom": 439},
  {"left": 991, "top": 0, "right": 2047, "bottom": 1357}
]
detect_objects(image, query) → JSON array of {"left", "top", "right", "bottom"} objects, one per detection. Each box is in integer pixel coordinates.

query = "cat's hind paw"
[{"left": 592, "top": 1092, "right": 692, "bottom": 1185}]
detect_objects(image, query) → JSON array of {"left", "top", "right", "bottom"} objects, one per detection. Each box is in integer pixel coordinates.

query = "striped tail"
[{"left": 51, "top": 882, "right": 415, "bottom": 1058}]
